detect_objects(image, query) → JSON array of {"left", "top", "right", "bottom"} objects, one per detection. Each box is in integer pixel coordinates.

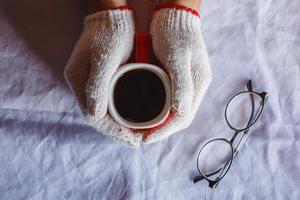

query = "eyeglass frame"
[{"left": 193, "top": 80, "right": 268, "bottom": 188}]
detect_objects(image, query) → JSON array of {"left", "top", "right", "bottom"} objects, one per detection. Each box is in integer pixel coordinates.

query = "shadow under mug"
[{"left": 108, "top": 32, "right": 171, "bottom": 129}]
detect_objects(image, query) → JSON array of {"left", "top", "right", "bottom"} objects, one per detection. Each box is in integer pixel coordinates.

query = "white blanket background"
[{"left": 0, "top": 0, "right": 299, "bottom": 199}]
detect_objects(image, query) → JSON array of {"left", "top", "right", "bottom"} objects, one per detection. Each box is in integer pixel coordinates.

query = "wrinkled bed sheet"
[{"left": 0, "top": 0, "right": 299, "bottom": 199}]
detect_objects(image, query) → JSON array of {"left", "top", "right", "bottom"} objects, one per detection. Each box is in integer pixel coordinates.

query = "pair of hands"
[{"left": 64, "top": 3, "right": 212, "bottom": 147}]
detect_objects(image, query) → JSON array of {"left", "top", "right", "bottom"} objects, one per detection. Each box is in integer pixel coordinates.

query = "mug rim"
[{"left": 108, "top": 63, "right": 171, "bottom": 129}]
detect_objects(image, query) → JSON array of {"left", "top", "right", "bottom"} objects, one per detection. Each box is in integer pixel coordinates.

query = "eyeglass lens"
[
  {"left": 225, "top": 92, "right": 263, "bottom": 130},
  {"left": 197, "top": 139, "right": 233, "bottom": 182}
]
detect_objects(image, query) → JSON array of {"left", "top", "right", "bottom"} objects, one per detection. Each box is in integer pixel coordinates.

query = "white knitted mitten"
[
  {"left": 143, "top": 6, "right": 212, "bottom": 143},
  {"left": 64, "top": 7, "right": 142, "bottom": 147}
]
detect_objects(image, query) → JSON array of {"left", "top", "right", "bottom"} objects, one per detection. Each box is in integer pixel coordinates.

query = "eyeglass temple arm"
[
  {"left": 246, "top": 79, "right": 255, "bottom": 128},
  {"left": 234, "top": 107, "right": 263, "bottom": 156}
]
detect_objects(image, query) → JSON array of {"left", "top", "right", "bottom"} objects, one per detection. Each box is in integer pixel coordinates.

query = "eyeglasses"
[{"left": 193, "top": 80, "right": 268, "bottom": 188}]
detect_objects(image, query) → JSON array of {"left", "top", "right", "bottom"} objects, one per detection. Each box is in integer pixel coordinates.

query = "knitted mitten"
[
  {"left": 143, "top": 5, "right": 212, "bottom": 143},
  {"left": 64, "top": 7, "right": 142, "bottom": 147}
]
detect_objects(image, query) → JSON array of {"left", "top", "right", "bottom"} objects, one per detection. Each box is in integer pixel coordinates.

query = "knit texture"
[
  {"left": 64, "top": 9, "right": 142, "bottom": 147},
  {"left": 143, "top": 8, "right": 212, "bottom": 143}
]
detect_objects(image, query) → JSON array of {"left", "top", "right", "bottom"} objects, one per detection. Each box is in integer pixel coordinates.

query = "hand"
[
  {"left": 64, "top": 6, "right": 142, "bottom": 147},
  {"left": 87, "top": 0, "right": 128, "bottom": 14},
  {"left": 160, "top": 0, "right": 201, "bottom": 10},
  {"left": 143, "top": 5, "right": 212, "bottom": 143}
]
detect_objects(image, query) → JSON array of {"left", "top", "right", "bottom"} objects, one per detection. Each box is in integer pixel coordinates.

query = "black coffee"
[{"left": 113, "top": 69, "right": 166, "bottom": 123}]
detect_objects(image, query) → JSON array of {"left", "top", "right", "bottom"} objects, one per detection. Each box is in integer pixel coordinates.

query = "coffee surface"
[{"left": 113, "top": 69, "right": 166, "bottom": 123}]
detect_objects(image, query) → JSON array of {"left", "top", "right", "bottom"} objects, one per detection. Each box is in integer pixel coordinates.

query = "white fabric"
[{"left": 0, "top": 0, "right": 300, "bottom": 199}]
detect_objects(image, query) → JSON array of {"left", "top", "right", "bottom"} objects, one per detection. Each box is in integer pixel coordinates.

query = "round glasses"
[{"left": 194, "top": 80, "right": 268, "bottom": 188}]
